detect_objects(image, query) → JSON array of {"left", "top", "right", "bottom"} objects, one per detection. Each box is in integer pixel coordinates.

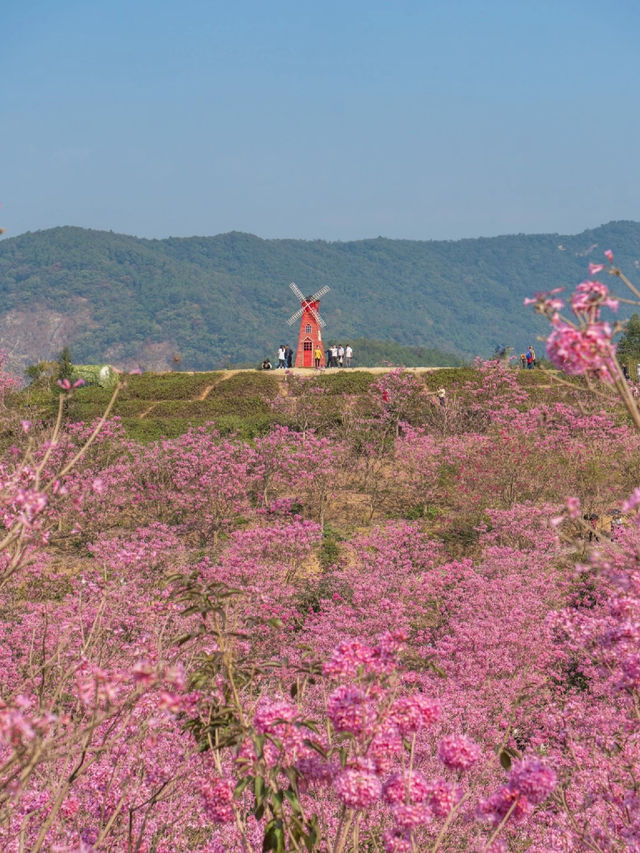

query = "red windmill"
[{"left": 287, "top": 282, "right": 330, "bottom": 368}]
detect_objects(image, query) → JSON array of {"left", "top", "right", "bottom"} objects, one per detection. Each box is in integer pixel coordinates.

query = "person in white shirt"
[
  {"left": 345, "top": 345, "right": 353, "bottom": 367},
  {"left": 277, "top": 346, "right": 286, "bottom": 368}
]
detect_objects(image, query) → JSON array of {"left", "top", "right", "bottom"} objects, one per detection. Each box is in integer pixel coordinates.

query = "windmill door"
[{"left": 303, "top": 340, "right": 313, "bottom": 367}]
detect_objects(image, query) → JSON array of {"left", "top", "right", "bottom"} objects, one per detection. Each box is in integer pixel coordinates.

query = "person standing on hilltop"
[
  {"left": 277, "top": 345, "right": 286, "bottom": 368},
  {"left": 314, "top": 346, "right": 323, "bottom": 369},
  {"left": 285, "top": 345, "right": 293, "bottom": 368},
  {"left": 345, "top": 344, "right": 353, "bottom": 367},
  {"left": 526, "top": 346, "right": 535, "bottom": 369}
]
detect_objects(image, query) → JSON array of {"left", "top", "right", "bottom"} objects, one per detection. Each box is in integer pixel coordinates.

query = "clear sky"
[{"left": 3, "top": 0, "right": 640, "bottom": 242}]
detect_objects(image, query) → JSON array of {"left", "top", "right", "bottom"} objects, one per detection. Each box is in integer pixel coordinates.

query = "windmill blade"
[
  {"left": 309, "top": 305, "right": 326, "bottom": 328},
  {"left": 287, "top": 307, "right": 304, "bottom": 325},
  {"left": 290, "top": 281, "right": 305, "bottom": 302},
  {"left": 310, "top": 285, "right": 330, "bottom": 302}
]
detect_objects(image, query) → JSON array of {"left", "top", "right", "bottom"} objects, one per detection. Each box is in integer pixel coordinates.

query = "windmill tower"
[{"left": 287, "top": 282, "right": 330, "bottom": 368}]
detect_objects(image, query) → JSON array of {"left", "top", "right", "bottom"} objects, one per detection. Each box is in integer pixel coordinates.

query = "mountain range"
[{"left": 0, "top": 221, "right": 638, "bottom": 373}]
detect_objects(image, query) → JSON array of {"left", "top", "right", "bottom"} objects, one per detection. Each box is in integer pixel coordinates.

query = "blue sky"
[{"left": 3, "top": 0, "right": 640, "bottom": 241}]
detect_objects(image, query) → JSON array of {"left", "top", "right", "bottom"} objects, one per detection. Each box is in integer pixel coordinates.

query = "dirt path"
[
  {"left": 138, "top": 402, "right": 160, "bottom": 420},
  {"left": 197, "top": 384, "right": 215, "bottom": 401},
  {"left": 138, "top": 371, "right": 230, "bottom": 418}
]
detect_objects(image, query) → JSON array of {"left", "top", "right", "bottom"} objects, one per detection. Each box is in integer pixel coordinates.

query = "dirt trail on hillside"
[
  {"left": 195, "top": 371, "right": 230, "bottom": 401},
  {"left": 137, "top": 371, "right": 230, "bottom": 418},
  {"left": 138, "top": 402, "right": 160, "bottom": 420},
  {"left": 197, "top": 384, "right": 214, "bottom": 401}
]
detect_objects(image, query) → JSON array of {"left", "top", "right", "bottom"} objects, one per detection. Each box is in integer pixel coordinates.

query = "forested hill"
[{"left": 1, "top": 220, "right": 639, "bottom": 372}]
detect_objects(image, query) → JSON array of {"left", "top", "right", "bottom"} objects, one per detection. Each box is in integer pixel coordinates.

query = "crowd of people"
[
  {"left": 262, "top": 343, "right": 354, "bottom": 370},
  {"left": 519, "top": 345, "right": 536, "bottom": 368},
  {"left": 325, "top": 343, "right": 353, "bottom": 367}
]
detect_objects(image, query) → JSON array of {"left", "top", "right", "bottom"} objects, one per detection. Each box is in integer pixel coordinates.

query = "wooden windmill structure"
[{"left": 287, "top": 282, "right": 330, "bottom": 368}]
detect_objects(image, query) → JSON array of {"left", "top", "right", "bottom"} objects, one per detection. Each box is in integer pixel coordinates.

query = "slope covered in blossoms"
[{"left": 1, "top": 345, "right": 640, "bottom": 851}]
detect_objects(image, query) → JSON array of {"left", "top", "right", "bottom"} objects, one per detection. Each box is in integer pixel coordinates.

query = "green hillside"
[
  {"left": 16, "top": 365, "right": 555, "bottom": 444},
  {"left": 1, "top": 221, "right": 638, "bottom": 370}
]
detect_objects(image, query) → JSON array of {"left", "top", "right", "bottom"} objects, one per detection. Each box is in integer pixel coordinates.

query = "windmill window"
[
  {"left": 303, "top": 341, "right": 312, "bottom": 351},
  {"left": 305, "top": 324, "right": 312, "bottom": 334}
]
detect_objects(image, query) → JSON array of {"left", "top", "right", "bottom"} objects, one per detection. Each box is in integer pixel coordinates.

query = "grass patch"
[
  {"left": 122, "top": 372, "right": 223, "bottom": 400},
  {"left": 215, "top": 372, "right": 279, "bottom": 400},
  {"left": 316, "top": 371, "right": 376, "bottom": 394}
]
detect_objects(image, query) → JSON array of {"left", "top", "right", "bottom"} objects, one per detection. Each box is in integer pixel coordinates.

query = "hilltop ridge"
[{"left": 1, "top": 220, "right": 638, "bottom": 372}]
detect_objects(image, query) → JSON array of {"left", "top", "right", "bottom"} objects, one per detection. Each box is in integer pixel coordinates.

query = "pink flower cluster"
[
  {"left": 252, "top": 698, "right": 310, "bottom": 766},
  {"left": 478, "top": 759, "right": 557, "bottom": 826},
  {"left": 437, "top": 734, "right": 481, "bottom": 770},
  {"left": 200, "top": 776, "right": 236, "bottom": 824},
  {"left": 326, "top": 684, "right": 376, "bottom": 735},
  {"left": 334, "top": 761, "right": 382, "bottom": 809},
  {"left": 388, "top": 693, "right": 440, "bottom": 735},
  {"left": 546, "top": 320, "right": 617, "bottom": 382},
  {"left": 527, "top": 264, "right": 622, "bottom": 383},
  {"left": 322, "top": 633, "right": 404, "bottom": 678}
]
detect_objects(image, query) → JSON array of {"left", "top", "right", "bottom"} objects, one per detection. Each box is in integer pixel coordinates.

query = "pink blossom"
[
  {"left": 426, "top": 779, "right": 461, "bottom": 817},
  {"left": 323, "top": 639, "right": 384, "bottom": 677},
  {"left": 382, "top": 828, "right": 412, "bottom": 853},
  {"left": 334, "top": 766, "right": 382, "bottom": 809},
  {"left": 570, "top": 279, "right": 618, "bottom": 315},
  {"left": 383, "top": 770, "right": 430, "bottom": 805},
  {"left": 388, "top": 694, "right": 440, "bottom": 735},
  {"left": 566, "top": 496, "right": 581, "bottom": 519},
  {"left": 158, "top": 691, "right": 183, "bottom": 713},
  {"left": 326, "top": 684, "right": 376, "bottom": 736},
  {"left": 523, "top": 289, "right": 564, "bottom": 318},
  {"left": 623, "top": 488, "right": 640, "bottom": 512},
  {"left": 369, "top": 725, "right": 403, "bottom": 773},
  {"left": 295, "top": 755, "right": 337, "bottom": 786},
  {"left": 200, "top": 776, "right": 236, "bottom": 824},
  {"left": 605, "top": 248, "right": 614, "bottom": 262},
  {"left": 437, "top": 734, "right": 481, "bottom": 770},
  {"left": 392, "top": 802, "right": 432, "bottom": 828},
  {"left": 507, "top": 759, "right": 557, "bottom": 804},
  {"left": 131, "top": 660, "right": 155, "bottom": 684},
  {"left": 252, "top": 699, "right": 309, "bottom": 766},
  {"left": 546, "top": 320, "right": 617, "bottom": 382},
  {"left": 484, "top": 841, "right": 508, "bottom": 853},
  {"left": 0, "top": 703, "right": 36, "bottom": 746},
  {"left": 253, "top": 699, "right": 298, "bottom": 733},
  {"left": 477, "top": 784, "right": 531, "bottom": 826}
]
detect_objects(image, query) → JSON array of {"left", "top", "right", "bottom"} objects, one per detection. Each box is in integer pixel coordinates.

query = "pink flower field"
[{"left": 1, "top": 257, "right": 640, "bottom": 851}]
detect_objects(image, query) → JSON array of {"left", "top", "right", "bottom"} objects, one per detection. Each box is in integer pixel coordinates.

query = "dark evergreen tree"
[{"left": 57, "top": 346, "right": 74, "bottom": 381}]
